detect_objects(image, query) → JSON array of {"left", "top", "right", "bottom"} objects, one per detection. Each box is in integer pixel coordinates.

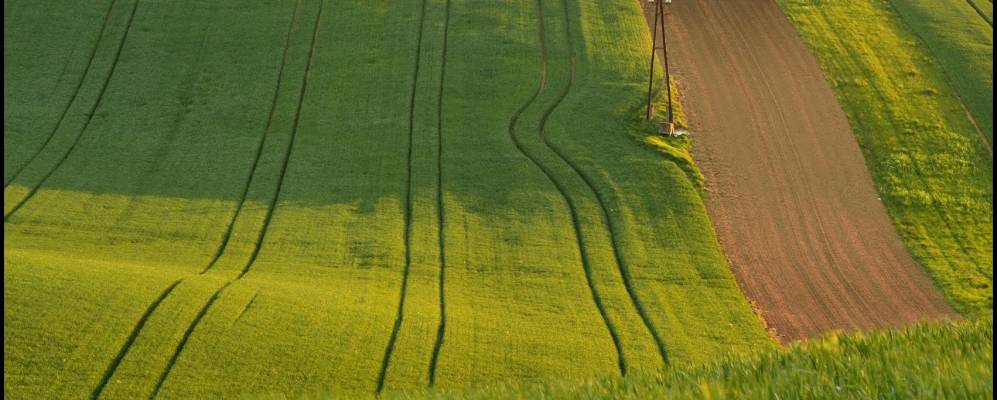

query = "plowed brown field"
[{"left": 646, "top": 0, "right": 956, "bottom": 342}]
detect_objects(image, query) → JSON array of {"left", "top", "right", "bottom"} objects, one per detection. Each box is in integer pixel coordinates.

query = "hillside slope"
[
  {"left": 666, "top": 0, "right": 956, "bottom": 342},
  {"left": 3, "top": 0, "right": 769, "bottom": 398},
  {"left": 778, "top": 0, "right": 993, "bottom": 317}
]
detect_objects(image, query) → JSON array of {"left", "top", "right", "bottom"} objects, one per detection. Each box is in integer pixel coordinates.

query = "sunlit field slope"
[
  {"left": 386, "top": 317, "right": 993, "bottom": 400},
  {"left": 3, "top": 0, "right": 770, "bottom": 398},
  {"left": 889, "top": 0, "right": 993, "bottom": 147},
  {"left": 778, "top": 0, "right": 994, "bottom": 317}
]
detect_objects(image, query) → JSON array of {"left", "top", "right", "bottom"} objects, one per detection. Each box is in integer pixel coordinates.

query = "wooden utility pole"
[{"left": 645, "top": 0, "right": 674, "bottom": 135}]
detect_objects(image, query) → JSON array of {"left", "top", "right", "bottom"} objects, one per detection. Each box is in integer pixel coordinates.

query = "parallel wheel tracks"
[
  {"left": 87, "top": 1, "right": 323, "bottom": 398},
  {"left": 4, "top": 0, "right": 117, "bottom": 189},
  {"left": 375, "top": 0, "right": 429, "bottom": 392},
  {"left": 149, "top": 2, "right": 325, "bottom": 396},
  {"left": 511, "top": 0, "right": 627, "bottom": 373},
  {"left": 200, "top": 0, "right": 303, "bottom": 275},
  {"left": 509, "top": 0, "right": 669, "bottom": 373},
  {"left": 539, "top": 0, "right": 669, "bottom": 368},
  {"left": 80, "top": 0, "right": 671, "bottom": 395},
  {"left": 4, "top": 0, "right": 140, "bottom": 222}
]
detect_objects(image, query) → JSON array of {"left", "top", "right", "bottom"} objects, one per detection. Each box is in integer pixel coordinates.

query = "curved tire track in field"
[
  {"left": 507, "top": 0, "right": 628, "bottom": 374},
  {"left": 147, "top": 2, "right": 326, "bottom": 397},
  {"left": 3, "top": 0, "right": 140, "bottom": 222},
  {"left": 963, "top": 0, "right": 993, "bottom": 26},
  {"left": 200, "top": 0, "right": 302, "bottom": 274},
  {"left": 537, "top": 0, "right": 669, "bottom": 367},
  {"left": 427, "top": 0, "right": 451, "bottom": 386},
  {"left": 4, "top": 0, "right": 118, "bottom": 189},
  {"left": 88, "top": 4, "right": 303, "bottom": 397},
  {"left": 375, "top": 0, "right": 428, "bottom": 393},
  {"left": 89, "top": 280, "right": 182, "bottom": 400}
]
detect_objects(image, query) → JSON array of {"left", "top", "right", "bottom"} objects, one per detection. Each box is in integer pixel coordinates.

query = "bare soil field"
[{"left": 649, "top": 0, "right": 956, "bottom": 341}]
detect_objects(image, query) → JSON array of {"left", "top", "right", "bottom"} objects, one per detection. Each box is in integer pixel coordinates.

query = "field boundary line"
[
  {"left": 4, "top": 0, "right": 141, "bottom": 222},
  {"left": 148, "top": 2, "right": 326, "bottom": 396},
  {"left": 375, "top": 0, "right": 429, "bottom": 392},
  {"left": 536, "top": 0, "right": 668, "bottom": 368},
  {"left": 508, "top": 0, "right": 628, "bottom": 374},
  {"left": 428, "top": 0, "right": 452, "bottom": 386},
  {"left": 201, "top": 0, "right": 303, "bottom": 274},
  {"left": 4, "top": 0, "right": 118, "bottom": 189},
  {"left": 89, "top": 279, "right": 182, "bottom": 400}
]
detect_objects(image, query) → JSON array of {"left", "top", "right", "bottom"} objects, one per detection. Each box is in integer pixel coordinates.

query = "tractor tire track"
[
  {"left": 375, "top": 0, "right": 428, "bottom": 393},
  {"left": 87, "top": 5, "right": 304, "bottom": 396},
  {"left": 507, "top": 0, "right": 627, "bottom": 374},
  {"left": 233, "top": 292, "right": 260, "bottom": 324},
  {"left": 3, "top": 0, "right": 140, "bottom": 222},
  {"left": 3, "top": 0, "right": 142, "bottom": 223},
  {"left": 200, "top": 0, "right": 302, "bottom": 274},
  {"left": 537, "top": 0, "right": 668, "bottom": 367},
  {"left": 963, "top": 0, "right": 993, "bottom": 26},
  {"left": 148, "top": 2, "right": 325, "bottom": 397},
  {"left": 4, "top": 0, "right": 117, "bottom": 189},
  {"left": 428, "top": 0, "right": 451, "bottom": 386},
  {"left": 89, "top": 280, "right": 182, "bottom": 400}
]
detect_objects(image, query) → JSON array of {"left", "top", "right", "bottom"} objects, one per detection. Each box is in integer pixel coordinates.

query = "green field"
[
  {"left": 778, "top": 0, "right": 994, "bottom": 317},
  {"left": 889, "top": 0, "right": 994, "bottom": 148},
  {"left": 4, "top": 0, "right": 771, "bottom": 398},
  {"left": 387, "top": 317, "right": 993, "bottom": 399}
]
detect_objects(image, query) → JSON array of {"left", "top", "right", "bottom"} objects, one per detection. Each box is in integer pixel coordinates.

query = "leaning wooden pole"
[
  {"left": 658, "top": 0, "right": 674, "bottom": 133},
  {"left": 644, "top": 1, "right": 675, "bottom": 135},
  {"left": 645, "top": 1, "right": 660, "bottom": 121}
]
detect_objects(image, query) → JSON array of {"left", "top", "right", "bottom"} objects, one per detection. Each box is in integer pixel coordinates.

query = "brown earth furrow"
[{"left": 652, "top": 0, "right": 956, "bottom": 342}]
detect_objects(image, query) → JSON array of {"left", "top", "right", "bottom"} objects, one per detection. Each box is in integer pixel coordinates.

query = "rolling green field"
[
  {"left": 4, "top": 0, "right": 771, "bottom": 398},
  {"left": 777, "top": 0, "right": 994, "bottom": 317},
  {"left": 889, "top": 0, "right": 994, "bottom": 148},
  {"left": 386, "top": 317, "right": 994, "bottom": 400}
]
